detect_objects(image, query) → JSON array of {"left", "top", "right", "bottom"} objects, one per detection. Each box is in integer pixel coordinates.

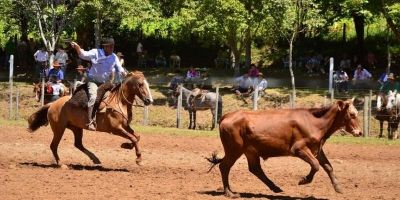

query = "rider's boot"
[{"left": 87, "top": 105, "right": 96, "bottom": 131}]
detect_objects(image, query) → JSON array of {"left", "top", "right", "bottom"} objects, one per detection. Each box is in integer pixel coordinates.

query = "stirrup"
[{"left": 86, "top": 120, "right": 96, "bottom": 131}]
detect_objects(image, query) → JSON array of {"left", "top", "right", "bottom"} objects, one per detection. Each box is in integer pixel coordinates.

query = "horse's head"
[
  {"left": 123, "top": 71, "right": 153, "bottom": 106},
  {"left": 386, "top": 91, "right": 398, "bottom": 110},
  {"left": 172, "top": 84, "right": 182, "bottom": 98},
  {"left": 337, "top": 98, "right": 362, "bottom": 137}
]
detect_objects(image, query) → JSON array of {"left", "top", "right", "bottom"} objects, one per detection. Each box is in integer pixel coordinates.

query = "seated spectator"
[
  {"left": 46, "top": 74, "right": 65, "bottom": 103},
  {"left": 155, "top": 50, "right": 167, "bottom": 68},
  {"left": 169, "top": 69, "right": 184, "bottom": 90},
  {"left": 256, "top": 72, "right": 268, "bottom": 96},
  {"left": 248, "top": 63, "right": 260, "bottom": 78},
  {"left": 47, "top": 61, "right": 64, "bottom": 83},
  {"left": 186, "top": 66, "right": 200, "bottom": 82},
  {"left": 234, "top": 73, "right": 253, "bottom": 98},
  {"left": 333, "top": 68, "right": 349, "bottom": 93},
  {"left": 353, "top": 64, "right": 372, "bottom": 81},
  {"left": 170, "top": 50, "right": 181, "bottom": 69},
  {"left": 378, "top": 71, "right": 389, "bottom": 86},
  {"left": 352, "top": 64, "right": 372, "bottom": 90}
]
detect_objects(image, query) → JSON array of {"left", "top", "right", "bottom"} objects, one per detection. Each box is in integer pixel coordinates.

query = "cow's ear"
[
  {"left": 350, "top": 97, "right": 355, "bottom": 104},
  {"left": 337, "top": 100, "right": 344, "bottom": 111}
]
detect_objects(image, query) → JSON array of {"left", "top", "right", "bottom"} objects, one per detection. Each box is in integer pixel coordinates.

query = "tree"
[
  {"left": 269, "top": 0, "right": 325, "bottom": 107},
  {"left": 381, "top": 0, "right": 400, "bottom": 40}
]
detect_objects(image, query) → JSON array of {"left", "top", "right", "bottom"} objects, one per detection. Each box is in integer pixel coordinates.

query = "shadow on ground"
[
  {"left": 197, "top": 190, "right": 328, "bottom": 200},
  {"left": 20, "top": 162, "right": 129, "bottom": 172}
]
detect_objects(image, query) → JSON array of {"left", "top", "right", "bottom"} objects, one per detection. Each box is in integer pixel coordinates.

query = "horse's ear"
[
  {"left": 337, "top": 100, "right": 349, "bottom": 111},
  {"left": 350, "top": 97, "right": 355, "bottom": 104}
]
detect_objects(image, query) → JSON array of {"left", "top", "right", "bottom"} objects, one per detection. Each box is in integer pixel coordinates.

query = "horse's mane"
[{"left": 307, "top": 106, "right": 332, "bottom": 118}]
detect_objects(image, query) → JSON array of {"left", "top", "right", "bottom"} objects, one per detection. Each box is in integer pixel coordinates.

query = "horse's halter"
[{"left": 119, "top": 74, "right": 153, "bottom": 106}]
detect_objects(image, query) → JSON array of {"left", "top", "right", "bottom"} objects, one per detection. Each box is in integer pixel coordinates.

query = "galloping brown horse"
[
  {"left": 208, "top": 99, "right": 361, "bottom": 198},
  {"left": 28, "top": 71, "right": 153, "bottom": 166}
]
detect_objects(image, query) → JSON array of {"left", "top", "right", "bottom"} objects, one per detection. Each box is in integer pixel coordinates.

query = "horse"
[
  {"left": 384, "top": 91, "right": 400, "bottom": 139},
  {"left": 33, "top": 82, "right": 70, "bottom": 104},
  {"left": 28, "top": 71, "right": 153, "bottom": 166},
  {"left": 207, "top": 99, "right": 362, "bottom": 198},
  {"left": 172, "top": 85, "right": 222, "bottom": 130}
]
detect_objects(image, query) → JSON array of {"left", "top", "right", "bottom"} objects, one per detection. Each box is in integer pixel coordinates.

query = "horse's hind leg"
[
  {"left": 211, "top": 109, "right": 216, "bottom": 130},
  {"left": 244, "top": 152, "right": 283, "bottom": 193},
  {"left": 70, "top": 126, "right": 101, "bottom": 165},
  {"left": 50, "top": 129, "right": 65, "bottom": 165}
]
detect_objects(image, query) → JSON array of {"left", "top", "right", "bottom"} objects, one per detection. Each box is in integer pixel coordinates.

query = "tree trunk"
[
  {"left": 353, "top": 13, "right": 365, "bottom": 59},
  {"left": 381, "top": 0, "right": 400, "bottom": 41},
  {"left": 342, "top": 23, "right": 347, "bottom": 43},
  {"left": 289, "top": 37, "right": 296, "bottom": 108},
  {"left": 233, "top": 50, "right": 241, "bottom": 76},
  {"left": 245, "top": 28, "right": 251, "bottom": 68},
  {"left": 94, "top": 10, "right": 101, "bottom": 48}
]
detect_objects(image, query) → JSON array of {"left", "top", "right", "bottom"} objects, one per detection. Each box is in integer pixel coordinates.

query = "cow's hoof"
[
  {"left": 298, "top": 177, "right": 312, "bottom": 185},
  {"left": 271, "top": 186, "right": 283, "bottom": 193},
  {"left": 136, "top": 158, "right": 143, "bottom": 166},
  {"left": 334, "top": 185, "right": 343, "bottom": 193}
]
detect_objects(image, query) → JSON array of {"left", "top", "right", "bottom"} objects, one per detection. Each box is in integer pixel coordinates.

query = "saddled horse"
[
  {"left": 207, "top": 99, "right": 362, "bottom": 198},
  {"left": 173, "top": 85, "right": 222, "bottom": 130},
  {"left": 384, "top": 91, "right": 400, "bottom": 139},
  {"left": 28, "top": 71, "right": 153, "bottom": 166},
  {"left": 33, "top": 82, "right": 70, "bottom": 104}
]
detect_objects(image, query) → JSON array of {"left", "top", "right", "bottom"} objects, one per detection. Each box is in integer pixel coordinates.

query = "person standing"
[
  {"left": 34, "top": 46, "right": 49, "bottom": 79},
  {"left": 54, "top": 46, "right": 69, "bottom": 75},
  {"left": 70, "top": 38, "right": 126, "bottom": 131},
  {"left": 136, "top": 40, "right": 143, "bottom": 67}
]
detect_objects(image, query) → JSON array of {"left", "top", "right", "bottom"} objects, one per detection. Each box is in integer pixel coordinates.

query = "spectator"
[
  {"left": 47, "top": 61, "right": 64, "bottom": 83},
  {"left": 136, "top": 40, "right": 143, "bottom": 67},
  {"left": 54, "top": 46, "right": 69, "bottom": 75},
  {"left": 47, "top": 74, "right": 65, "bottom": 102},
  {"left": 186, "top": 66, "right": 200, "bottom": 82},
  {"left": 248, "top": 63, "right": 260, "bottom": 78},
  {"left": 352, "top": 64, "right": 372, "bottom": 90},
  {"left": 333, "top": 68, "right": 349, "bottom": 93},
  {"left": 378, "top": 71, "right": 389, "bottom": 86},
  {"left": 155, "top": 50, "right": 167, "bottom": 68},
  {"left": 234, "top": 73, "right": 253, "bottom": 98},
  {"left": 75, "top": 65, "right": 87, "bottom": 88},
  {"left": 170, "top": 50, "right": 181, "bottom": 69},
  {"left": 353, "top": 64, "right": 372, "bottom": 81},
  {"left": 34, "top": 46, "right": 49, "bottom": 79},
  {"left": 169, "top": 69, "right": 184, "bottom": 90},
  {"left": 116, "top": 52, "right": 125, "bottom": 67},
  {"left": 255, "top": 72, "right": 268, "bottom": 96}
]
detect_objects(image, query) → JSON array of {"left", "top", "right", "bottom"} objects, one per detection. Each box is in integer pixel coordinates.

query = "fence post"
[
  {"left": 176, "top": 84, "right": 183, "bottom": 128},
  {"left": 368, "top": 90, "right": 372, "bottom": 135},
  {"left": 8, "top": 55, "right": 14, "bottom": 120},
  {"left": 15, "top": 88, "right": 19, "bottom": 120},
  {"left": 330, "top": 89, "right": 334, "bottom": 103},
  {"left": 289, "top": 93, "right": 294, "bottom": 108},
  {"left": 41, "top": 77, "right": 45, "bottom": 106},
  {"left": 214, "top": 86, "right": 220, "bottom": 128},
  {"left": 363, "top": 95, "right": 369, "bottom": 137},
  {"left": 329, "top": 57, "right": 334, "bottom": 95},
  {"left": 73, "top": 78, "right": 77, "bottom": 94},
  {"left": 143, "top": 106, "right": 149, "bottom": 125},
  {"left": 324, "top": 95, "right": 327, "bottom": 106},
  {"left": 253, "top": 86, "right": 258, "bottom": 111}
]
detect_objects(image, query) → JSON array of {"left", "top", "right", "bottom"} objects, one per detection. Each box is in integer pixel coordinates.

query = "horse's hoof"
[
  {"left": 136, "top": 159, "right": 143, "bottom": 166},
  {"left": 224, "top": 190, "right": 239, "bottom": 198},
  {"left": 121, "top": 143, "right": 134, "bottom": 149}
]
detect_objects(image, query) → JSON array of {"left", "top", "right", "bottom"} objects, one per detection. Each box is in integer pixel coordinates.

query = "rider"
[
  {"left": 377, "top": 73, "right": 400, "bottom": 111},
  {"left": 70, "top": 38, "right": 126, "bottom": 131}
]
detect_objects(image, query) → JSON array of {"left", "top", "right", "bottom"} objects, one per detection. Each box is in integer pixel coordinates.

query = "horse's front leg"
[
  {"left": 114, "top": 125, "right": 142, "bottom": 166},
  {"left": 188, "top": 110, "right": 193, "bottom": 129},
  {"left": 192, "top": 111, "right": 197, "bottom": 130}
]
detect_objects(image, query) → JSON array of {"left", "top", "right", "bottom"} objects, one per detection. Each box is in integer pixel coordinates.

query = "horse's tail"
[
  {"left": 217, "top": 98, "right": 223, "bottom": 123},
  {"left": 205, "top": 151, "right": 224, "bottom": 172},
  {"left": 27, "top": 104, "right": 51, "bottom": 132}
]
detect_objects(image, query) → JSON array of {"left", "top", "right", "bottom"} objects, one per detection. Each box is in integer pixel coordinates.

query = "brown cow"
[{"left": 208, "top": 99, "right": 362, "bottom": 198}]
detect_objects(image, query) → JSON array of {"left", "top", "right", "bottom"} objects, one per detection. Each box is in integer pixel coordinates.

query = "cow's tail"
[
  {"left": 206, "top": 151, "right": 224, "bottom": 172},
  {"left": 27, "top": 104, "right": 51, "bottom": 132}
]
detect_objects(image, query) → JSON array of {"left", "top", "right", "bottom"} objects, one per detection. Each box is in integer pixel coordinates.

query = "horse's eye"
[{"left": 349, "top": 113, "right": 356, "bottom": 118}]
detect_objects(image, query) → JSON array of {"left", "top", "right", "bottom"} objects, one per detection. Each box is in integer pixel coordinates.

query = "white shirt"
[
  {"left": 235, "top": 76, "right": 253, "bottom": 89},
  {"left": 50, "top": 83, "right": 63, "bottom": 96},
  {"left": 353, "top": 69, "right": 372, "bottom": 80},
  {"left": 55, "top": 50, "right": 68, "bottom": 64},
  {"left": 79, "top": 49, "right": 122, "bottom": 83},
  {"left": 257, "top": 79, "right": 268, "bottom": 91},
  {"left": 34, "top": 50, "right": 48, "bottom": 62}
]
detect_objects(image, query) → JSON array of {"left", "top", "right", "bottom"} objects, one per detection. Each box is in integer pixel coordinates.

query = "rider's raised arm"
[{"left": 70, "top": 42, "right": 96, "bottom": 61}]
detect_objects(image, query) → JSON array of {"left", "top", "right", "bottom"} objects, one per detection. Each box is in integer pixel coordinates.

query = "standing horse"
[
  {"left": 28, "top": 71, "right": 153, "bottom": 166},
  {"left": 384, "top": 91, "right": 400, "bottom": 139},
  {"left": 173, "top": 85, "right": 222, "bottom": 130},
  {"left": 207, "top": 99, "right": 362, "bottom": 198}
]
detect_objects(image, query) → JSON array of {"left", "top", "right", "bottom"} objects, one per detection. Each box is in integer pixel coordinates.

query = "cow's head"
[{"left": 338, "top": 98, "right": 362, "bottom": 137}]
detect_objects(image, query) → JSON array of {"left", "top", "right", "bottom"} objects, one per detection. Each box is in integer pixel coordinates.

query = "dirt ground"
[{"left": 1, "top": 126, "right": 400, "bottom": 200}]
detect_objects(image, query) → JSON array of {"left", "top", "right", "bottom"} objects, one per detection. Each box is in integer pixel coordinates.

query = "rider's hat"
[
  {"left": 76, "top": 65, "right": 86, "bottom": 71},
  {"left": 53, "top": 61, "right": 61, "bottom": 67},
  {"left": 101, "top": 38, "right": 115, "bottom": 46},
  {"left": 388, "top": 73, "right": 395, "bottom": 80}
]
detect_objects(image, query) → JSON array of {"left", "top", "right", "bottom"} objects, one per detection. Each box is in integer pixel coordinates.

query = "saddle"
[
  {"left": 67, "top": 82, "right": 114, "bottom": 112},
  {"left": 191, "top": 88, "right": 208, "bottom": 101}
]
